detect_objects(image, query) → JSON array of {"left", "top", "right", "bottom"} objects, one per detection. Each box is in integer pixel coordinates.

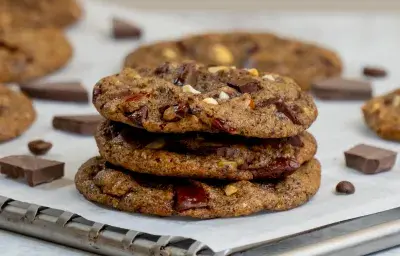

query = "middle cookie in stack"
[{"left": 75, "top": 61, "right": 321, "bottom": 218}]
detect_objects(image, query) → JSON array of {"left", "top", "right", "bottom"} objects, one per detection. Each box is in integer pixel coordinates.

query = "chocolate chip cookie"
[
  {"left": 124, "top": 32, "right": 342, "bottom": 90},
  {"left": 0, "top": 0, "right": 82, "bottom": 29},
  {"left": 362, "top": 89, "right": 400, "bottom": 141},
  {"left": 75, "top": 157, "right": 321, "bottom": 218},
  {"left": 93, "top": 62, "right": 318, "bottom": 138},
  {"left": 0, "top": 84, "right": 36, "bottom": 142},
  {"left": 96, "top": 120, "right": 317, "bottom": 180},
  {"left": 0, "top": 28, "right": 72, "bottom": 83}
]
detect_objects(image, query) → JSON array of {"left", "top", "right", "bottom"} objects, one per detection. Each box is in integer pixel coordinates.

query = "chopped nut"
[
  {"left": 217, "top": 160, "right": 237, "bottom": 169},
  {"left": 208, "top": 66, "right": 230, "bottom": 73},
  {"left": 247, "top": 68, "right": 259, "bottom": 76},
  {"left": 392, "top": 95, "right": 400, "bottom": 107},
  {"left": 162, "top": 48, "right": 177, "bottom": 59},
  {"left": 248, "top": 99, "right": 255, "bottom": 109},
  {"left": 212, "top": 44, "right": 233, "bottom": 65},
  {"left": 224, "top": 185, "right": 238, "bottom": 196},
  {"left": 145, "top": 138, "right": 166, "bottom": 149},
  {"left": 262, "top": 74, "right": 276, "bottom": 81},
  {"left": 202, "top": 98, "right": 219, "bottom": 105},
  {"left": 126, "top": 72, "right": 141, "bottom": 79},
  {"left": 219, "top": 91, "right": 230, "bottom": 100},
  {"left": 182, "top": 84, "right": 201, "bottom": 94}
]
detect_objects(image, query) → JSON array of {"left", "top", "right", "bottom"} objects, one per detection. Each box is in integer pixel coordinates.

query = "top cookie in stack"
[
  {"left": 76, "top": 61, "right": 320, "bottom": 218},
  {"left": 93, "top": 62, "right": 317, "bottom": 138}
]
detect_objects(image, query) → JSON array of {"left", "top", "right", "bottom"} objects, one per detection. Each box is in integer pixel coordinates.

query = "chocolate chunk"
[
  {"left": 112, "top": 17, "right": 142, "bottom": 39},
  {"left": 287, "top": 136, "right": 304, "bottom": 147},
  {"left": 227, "top": 79, "right": 261, "bottom": 93},
  {"left": 28, "top": 140, "right": 52, "bottom": 155},
  {"left": 19, "top": 81, "right": 89, "bottom": 103},
  {"left": 162, "top": 104, "right": 188, "bottom": 122},
  {"left": 173, "top": 63, "right": 197, "bottom": 86},
  {"left": 126, "top": 106, "right": 148, "bottom": 127},
  {"left": 212, "top": 118, "right": 236, "bottom": 134},
  {"left": 52, "top": 115, "right": 104, "bottom": 135},
  {"left": 175, "top": 183, "right": 208, "bottom": 211},
  {"left": 274, "top": 101, "right": 302, "bottom": 125},
  {"left": 312, "top": 77, "right": 372, "bottom": 100},
  {"left": 336, "top": 181, "right": 355, "bottom": 194},
  {"left": 363, "top": 66, "right": 387, "bottom": 78},
  {"left": 344, "top": 144, "right": 397, "bottom": 174},
  {"left": 0, "top": 155, "right": 64, "bottom": 187}
]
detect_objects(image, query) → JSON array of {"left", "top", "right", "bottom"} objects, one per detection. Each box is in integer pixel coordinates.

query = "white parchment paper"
[{"left": 2, "top": 0, "right": 400, "bottom": 252}]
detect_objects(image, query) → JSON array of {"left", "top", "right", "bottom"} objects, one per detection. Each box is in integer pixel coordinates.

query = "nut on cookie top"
[
  {"left": 362, "top": 89, "right": 400, "bottom": 141},
  {"left": 93, "top": 61, "right": 318, "bottom": 138}
]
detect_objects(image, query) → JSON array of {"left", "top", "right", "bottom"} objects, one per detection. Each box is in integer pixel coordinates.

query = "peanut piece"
[
  {"left": 219, "top": 91, "right": 230, "bottom": 100},
  {"left": 262, "top": 74, "right": 276, "bottom": 81},
  {"left": 202, "top": 98, "right": 219, "bottom": 105},
  {"left": 182, "top": 84, "right": 201, "bottom": 94},
  {"left": 212, "top": 44, "right": 233, "bottom": 65},
  {"left": 247, "top": 68, "right": 259, "bottom": 76},
  {"left": 224, "top": 185, "right": 238, "bottom": 196}
]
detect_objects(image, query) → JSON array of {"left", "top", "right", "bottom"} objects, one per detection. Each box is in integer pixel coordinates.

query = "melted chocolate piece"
[
  {"left": 92, "top": 87, "right": 102, "bottom": 101},
  {"left": 274, "top": 102, "right": 302, "bottom": 125},
  {"left": 126, "top": 106, "right": 148, "bottom": 127},
  {"left": 125, "top": 93, "right": 148, "bottom": 102},
  {"left": 175, "top": 183, "right": 208, "bottom": 211},
  {"left": 250, "top": 157, "right": 300, "bottom": 178},
  {"left": 287, "top": 135, "right": 304, "bottom": 147},
  {"left": 154, "top": 62, "right": 171, "bottom": 75},
  {"left": 173, "top": 63, "right": 197, "bottom": 86},
  {"left": 227, "top": 79, "right": 261, "bottom": 93},
  {"left": 212, "top": 118, "right": 236, "bottom": 134},
  {"left": 162, "top": 104, "right": 189, "bottom": 122}
]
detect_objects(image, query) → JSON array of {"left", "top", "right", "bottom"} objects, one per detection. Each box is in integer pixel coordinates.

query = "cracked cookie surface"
[
  {"left": 93, "top": 62, "right": 318, "bottom": 138},
  {"left": 124, "top": 32, "right": 342, "bottom": 90},
  {"left": 362, "top": 89, "right": 400, "bottom": 141},
  {"left": 96, "top": 120, "right": 317, "bottom": 180},
  {"left": 0, "top": 84, "right": 36, "bottom": 142},
  {"left": 75, "top": 157, "right": 321, "bottom": 218},
  {"left": 0, "top": 28, "right": 72, "bottom": 83}
]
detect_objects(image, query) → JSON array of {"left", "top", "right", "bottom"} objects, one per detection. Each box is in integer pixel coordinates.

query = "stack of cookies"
[{"left": 75, "top": 61, "right": 321, "bottom": 218}]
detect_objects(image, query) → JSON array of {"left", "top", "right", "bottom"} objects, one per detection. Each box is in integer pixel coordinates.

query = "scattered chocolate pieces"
[
  {"left": 311, "top": 77, "right": 372, "bottom": 100},
  {"left": 28, "top": 140, "right": 52, "bottom": 155},
  {"left": 336, "top": 181, "right": 355, "bottom": 195},
  {"left": 0, "top": 155, "right": 64, "bottom": 187},
  {"left": 19, "top": 81, "right": 89, "bottom": 103},
  {"left": 52, "top": 115, "right": 104, "bottom": 135},
  {"left": 344, "top": 144, "right": 397, "bottom": 174},
  {"left": 112, "top": 17, "right": 142, "bottom": 39},
  {"left": 363, "top": 66, "right": 387, "bottom": 78}
]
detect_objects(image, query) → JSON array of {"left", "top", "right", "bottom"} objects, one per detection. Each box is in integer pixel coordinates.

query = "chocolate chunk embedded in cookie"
[
  {"left": 0, "top": 85, "right": 36, "bottom": 142},
  {"left": 75, "top": 157, "right": 321, "bottom": 218},
  {"left": 362, "top": 89, "right": 400, "bottom": 141},
  {"left": 123, "top": 32, "right": 342, "bottom": 90},
  {"left": 94, "top": 62, "right": 318, "bottom": 138},
  {"left": 96, "top": 120, "right": 317, "bottom": 180},
  {"left": 0, "top": 0, "right": 82, "bottom": 29},
  {"left": 0, "top": 28, "right": 72, "bottom": 83}
]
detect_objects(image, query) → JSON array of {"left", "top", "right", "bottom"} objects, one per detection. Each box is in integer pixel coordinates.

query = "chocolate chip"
[
  {"left": 227, "top": 79, "right": 261, "bottom": 93},
  {"left": 162, "top": 104, "right": 188, "bottom": 122},
  {"left": 52, "top": 115, "right": 104, "bottom": 135},
  {"left": 312, "top": 77, "right": 372, "bottom": 100},
  {"left": 336, "top": 181, "right": 355, "bottom": 195},
  {"left": 0, "top": 155, "right": 64, "bottom": 187},
  {"left": 287, "top": 136, "right": 304, "bottom": 147},
  {"left": 173, "top": 63, "right": 197, "bottom": 86},
  {"left": 124, "top": 93, "right": 148, "bottom": 102},
  {"left": 212, "top": 118, "right": 236, "bottom": 134},
  {"left": 251, "top": 157, "right": 300, "bottom": 178},
  {"left": 92, "top": 87, "right": 102, "bottom": 102},
  {"left": 175, "top": 182, "right": 208, "bottom": 211},
  {"left": 344, "top": 144, "right": 397, "bottom": 174},
  {"left": 19, "top": 81, "right": 89, "bottom": 103},
  {"left": 112, "top": 17, "right": 142, "bottom": 39},
  {"left": 126, "top": 106, "right": 148, "bottom": 127},
  {"left": 363, "top": 66, "right": 387, "bottom": 78},
  {"left": 274, "top": 101, "right": 302, "bottom": 125},
  {"left": 28, "top": 140, "right": 52, "bottom": 156}
]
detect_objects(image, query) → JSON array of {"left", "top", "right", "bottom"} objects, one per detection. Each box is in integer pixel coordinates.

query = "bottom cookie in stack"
[
  {"left": 75, "top": 157, "right": 320, "bottom": 219},
  {"left": 75, "top": 120, "right": 321, "bottom": 219}
]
